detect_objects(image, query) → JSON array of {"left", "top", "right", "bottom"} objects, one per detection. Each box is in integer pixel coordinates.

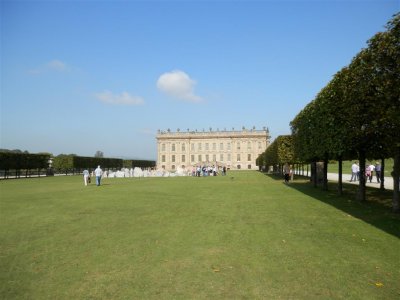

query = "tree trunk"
[
  {"left": 357, "top": 150, "right": 366, "bottom": 202},
  {"left": 323, "top": 156, "right": 328, "bottom": 191},
  {"left": 312, "top": 162, "right": 317, "bottom": 188},
  {"left": 380, "top": 158, "right": 385, "bottom": 191},
  {"left": 392, "top": 150, "right": 400, "bottom": 213},
  {"left": 338, "top": 156, "right": 343, "bottom": 195}
]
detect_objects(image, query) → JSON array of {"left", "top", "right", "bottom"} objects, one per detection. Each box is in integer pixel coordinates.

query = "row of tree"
[
  {"left": 49, "top": 155, "right": 156, "bottom": 174},
  {"left": 0, "top": 152, "right": 51, "bottom": 178},
  {"left": 258, "top": 13, "right": 399, "bottom": 212},
  {"left": 0, "top": 152, "right": 156, "bottom": 178}
]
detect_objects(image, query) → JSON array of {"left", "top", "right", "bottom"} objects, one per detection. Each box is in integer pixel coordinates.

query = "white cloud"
[
  {"left": 46, "top": 60, "right": 67, "bottom": 71},
  {"left": 95, "top": 90, "right": 144, "bottom": 106},
  {"left": 157, "top": 70, "right": 203, "bottom": 103},
  {"left": 28, "top": 59, "right": 68, "bottom": 74}
]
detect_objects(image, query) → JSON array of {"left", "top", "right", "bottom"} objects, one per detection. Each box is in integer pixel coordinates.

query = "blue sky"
[{"left": 1, "top": 0, "right": 398, "bottom": 160}]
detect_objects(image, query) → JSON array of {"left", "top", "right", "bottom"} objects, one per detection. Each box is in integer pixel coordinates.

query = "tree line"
[
  {"left": 258, "top": 13, "right": 399, "bottom": 212},
  {"left": 0, "top": 152, "right": 156, "bottom": 178}
]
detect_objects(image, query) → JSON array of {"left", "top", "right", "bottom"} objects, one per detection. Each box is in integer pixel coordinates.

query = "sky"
[{"left": 1, "top": 0, "right": 398, "bottom": 160}]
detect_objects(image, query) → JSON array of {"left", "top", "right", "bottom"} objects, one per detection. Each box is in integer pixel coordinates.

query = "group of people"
[
  {"left": 83, "top": 165, "right": 103, "bottom": 186},
  {"left": 350, "top": 161, "right": 382, "bottom": 183},
  {"left": 191, "top": 165, "right": 227, "bottom": 177}
]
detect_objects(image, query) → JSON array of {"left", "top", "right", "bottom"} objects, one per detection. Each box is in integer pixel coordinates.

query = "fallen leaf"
[{"left": 213, "top": 269, "right": 220, "bottom": 272}]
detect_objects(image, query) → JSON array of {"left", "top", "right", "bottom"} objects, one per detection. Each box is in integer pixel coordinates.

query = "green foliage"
[
  {"left": 263, "top": 135, "right": 295, "bottom": 167},
  {"left": 0, "top": 152, "right": 50, "bottom": 171},
  {"left": 291, "top": 13, "right": 399, "bottom": 162},
  {"left": 290, "top": 13, "right": 399, "bottom": 205},
  {"left": 123, "top": 159, "right": 156, "bottom": 169}
]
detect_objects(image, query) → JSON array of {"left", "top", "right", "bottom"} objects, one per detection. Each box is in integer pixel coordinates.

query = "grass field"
[{"left": 1, "top": 172, "right": 399, "bottom": 299}]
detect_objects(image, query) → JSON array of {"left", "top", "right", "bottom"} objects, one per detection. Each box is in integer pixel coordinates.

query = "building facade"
[{"left": 156, "top": 127, "right": 270, "bottom": 171}]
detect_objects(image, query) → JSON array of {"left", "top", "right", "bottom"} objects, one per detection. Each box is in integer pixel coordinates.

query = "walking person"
[
  {"left": 366, "top": 165, "right": 372, "bottom": 183},
  {"left": 350, "top": 162, "right": 359, "bottom": 182},
  {"left": 283, "top": 163, "right": 290, "bottom": 183},
  {"left": 83, "top": 169, "right": 90, "bottom": 186},
  {"left": 368, "top": 163, "right": 375, "bottom": 182},
  {"left": 94, "top": 165, "right": 103, "bottom": 186},
  {"left": 375, "top": 162, "right": 381, "bottom": 183}
]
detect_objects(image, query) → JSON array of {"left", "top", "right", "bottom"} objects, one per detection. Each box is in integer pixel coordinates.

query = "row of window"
[
  {"left": 160, "top": 141, "right": 263, "bottom": 152},
  {"left": 161, "top": 153, "right": 252, "bottom": 163}
]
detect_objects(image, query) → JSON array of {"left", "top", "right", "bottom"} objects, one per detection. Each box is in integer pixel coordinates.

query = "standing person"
[
  {"left": 283, "top": 163, "right": 290, "bottom": 183},
  {"left": 83, "top": 169, "right": 90, "bottom": 186},
  {"left": 222, "top": 166, "right": 226, "bottom": 176},
  {"left": 94, "top": 165, "right": 103, "bottom": 186},
  {"left": 350, "top": 162, "right": 358, "bottom": 182},
  {"left": 368, "top": 163, "right": 375, "bottom": 182},
  {"left": 375, "top": 162, "right": 381, "bottom": 183},
  {"left": 365, "top": 165, "right": 372, "bottom": 183}
]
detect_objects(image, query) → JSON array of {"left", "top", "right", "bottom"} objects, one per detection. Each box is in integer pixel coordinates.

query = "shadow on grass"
[{"left": 264, "top": 173, "right": 400, "bottom": 239}]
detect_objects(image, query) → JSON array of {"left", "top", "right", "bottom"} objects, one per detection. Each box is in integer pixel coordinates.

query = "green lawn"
[{"left": 1, "top": 172, "right": 399, "bottom": 299}]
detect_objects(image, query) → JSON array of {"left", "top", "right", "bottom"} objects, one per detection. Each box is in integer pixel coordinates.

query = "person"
[
  {"left": 83, "top": 169, "right": 90, "bottom": 186},
  {"left": 222, "top": 166, "right": 226, "bottom": 176},
  {"left": 368, "top": 163, "right": 375, "bottom": 182},
  {"left": 94, "top": 165, "right": 103, "bottom": 186},
  {"left": 283, "top": 163, "right": 290, "bottom": 183},
  {"left": 365, "top": 165, "right": 372, "bottom": 183},
  {"left": 350, "top": 162, "right": 359, "bottom": 182},
  {"left": 375, "top": 162, "right": 381, "bottom": 183}
]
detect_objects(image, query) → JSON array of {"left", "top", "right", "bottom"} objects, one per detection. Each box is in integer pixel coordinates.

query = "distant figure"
[
  {"left": 83, "top": 169, "right": 90, "bottom": 186},
  {"left": 368, "top": 163, "right": 375, "bottom": 182},
  {"left": 222, "top": 166, "right": 227, "bottom": 176},
  {"left": 375, "top": 162, "right": 381, "bottom": 183},
  {"left": 350, "top": 162, "right": 359, "bottom": 182},
  {"left": 365, "top": 165, "right": 372, "bottom": 183},
  {"left": 283, "top": 163, "right": 290, "bottom": 183},
  {"left": 94, "top": 165, "right": 103, "bottom": 186}
]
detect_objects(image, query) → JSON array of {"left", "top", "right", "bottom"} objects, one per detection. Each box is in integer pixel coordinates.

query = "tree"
[{"left": 94, "top": 151, "right": 104, "bottom": 158}]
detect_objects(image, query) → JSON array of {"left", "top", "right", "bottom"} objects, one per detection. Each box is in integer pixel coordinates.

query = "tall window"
[
  {"left": 220, "top": 154, "right": 224, "bottom": 161},
  {"left": 172, "top": 144, "right": 176, "bottom": 151},
  {"left": 182, "top": 155, "right": 185, "bottom": 162},
  {"left": 237, "top": 154, "right": 241, "bottom": 161},
  {"left": 248, "top": 154, "right": 251, "bottom": 161},
  {"left": 258, "top": 142, "right": 262, "bottom": 149},
  {"left": 205, "top": 143, "right": 209, "bottom": 150},
  {"left": 182, "top": 143, "right": 186, "bottom": 151},
  {"left": 191, "top": 155, "right": 195, "bottom": 162},
  {"left": 198, "top": 154, "right": 202, "bottom": 162},
  {"left": 161, "top": 143, "right": 166, "bottom": 151},
  {"left": 220, "top": 143, "right": 224, "bottom": 150},
  {"left": 191, "top": 143, "right": 195, "bottom": 151},
  {"left": 247, "top": 141, "right": 252, "bottom": 150},
  {"left": 227, "top": 153, "right": 231, "bottom": 161},
  {"left": 172, "top": 155, "right": 175, "bottom": 162},
  {"left": 237, "top": 142, "right": 241, "bottom": 150},
  {"left": 213, "top": 154, "right": 216, "bottom": 161},
  {"left": 206, "top": 154, "right": 209, "bottom": 162},
  {"left": 212, "top": 143, "right": 216, "bottom": 150},
  {"left": 227, "top": 143, "right": 231, "bottom": 151},
  {"left": 162, "top": 155, "right": 165, "bottom": 162},
  {"left": 198, "top": 143, "right": 202, "bottom": 151}
]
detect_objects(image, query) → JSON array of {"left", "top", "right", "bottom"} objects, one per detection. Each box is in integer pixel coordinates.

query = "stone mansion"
[{"left": 156, "top": 127, "right": 270, "bottom": 171}]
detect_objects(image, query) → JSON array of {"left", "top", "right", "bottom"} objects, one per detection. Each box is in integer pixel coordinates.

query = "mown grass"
[{"left": 0, "top": 172, "right": 399, "bottom": 299}]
